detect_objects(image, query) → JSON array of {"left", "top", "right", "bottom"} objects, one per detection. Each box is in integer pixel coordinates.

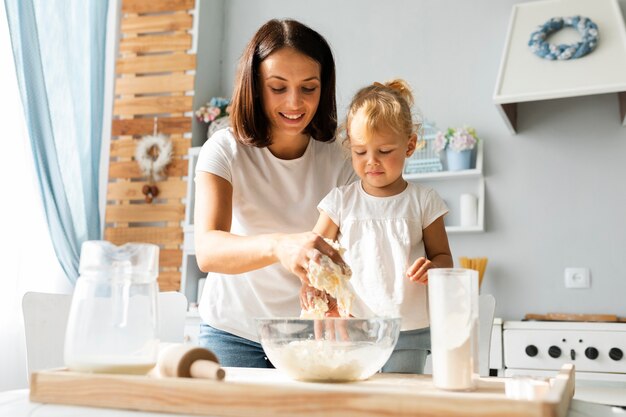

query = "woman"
[{"left": 194, "top": 19, "right": 356, "bottom": 367}]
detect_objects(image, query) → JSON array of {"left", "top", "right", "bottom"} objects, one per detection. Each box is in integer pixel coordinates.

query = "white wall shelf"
[
  {"left": 493, "top": 0, "right": 626, "bottom": 133},
  {"left": 404, "top": 141, "right": 485, "bottom": 233},
  {"left": 404, "top": 168, "right": 482, "bottom": 181}
]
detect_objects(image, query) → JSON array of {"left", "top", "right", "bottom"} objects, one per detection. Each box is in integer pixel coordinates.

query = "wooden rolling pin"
[{"left": 158, "top": 344, "right": 225, "bottom": 380}]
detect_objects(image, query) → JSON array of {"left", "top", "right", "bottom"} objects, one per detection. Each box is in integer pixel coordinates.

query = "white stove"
[
  {"left": 502, "top": 320, "right": 626, "bottom": 406},
  {"left": 503, "top": 321, "right": 626, "bottom": 380}
]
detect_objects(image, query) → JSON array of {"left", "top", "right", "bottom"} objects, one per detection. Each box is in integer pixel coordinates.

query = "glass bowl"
[{"left": 256, "top": 317, "right": 401, "bottom": 382}]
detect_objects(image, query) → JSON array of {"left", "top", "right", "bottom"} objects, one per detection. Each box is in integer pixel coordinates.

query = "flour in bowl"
[{"left": 263, "top": 339, "right": 390, "bottom": 382}]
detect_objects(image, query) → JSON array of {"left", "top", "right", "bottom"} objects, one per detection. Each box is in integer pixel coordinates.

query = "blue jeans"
[
  {"left": 381, "top": 327, "right": 431, "bottom": 374},
  {"left": 198, "top": 324, "right": 274, "bottom": 368}
]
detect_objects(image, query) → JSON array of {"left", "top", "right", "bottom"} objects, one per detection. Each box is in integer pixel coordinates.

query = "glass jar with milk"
[
  {"left": 428, "top": 268, "right": 479, "bottom": 391},
  {"left": 64, "top": 241, "right": 160, "bottom": 374}
]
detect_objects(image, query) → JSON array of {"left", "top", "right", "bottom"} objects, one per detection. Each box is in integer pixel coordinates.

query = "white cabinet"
[
  {"left": 404, "top": 141, "right": 485, "bottom": 233},
  {"left": 183, "top": 311, "right": 202, "bottom": 346},
  {"left": 180, "top": 147, "right": 204, "bottom": 311},
  {"left": 492, "top": 0, "right": 626, "bottom": 133},
  {"left": 180, "top": 147, "right": 205, "bottom": 341}
]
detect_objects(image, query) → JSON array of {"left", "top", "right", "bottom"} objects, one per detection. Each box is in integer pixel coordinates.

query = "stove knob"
[
  {"left": 548, "top": 345, "right": 561, "bottom": 358},
  {"left": 584, "top": 347, "right": 599, "bottom": 360},
  {"left": 609, "top": 348, "right": 623, "bottom": 361},
  {"left": 525, "top": 345, "right": 538, "bottom": 357}
]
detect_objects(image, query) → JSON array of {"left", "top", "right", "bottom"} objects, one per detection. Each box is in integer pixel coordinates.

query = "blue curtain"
[{"left": 4, "top": 0, "right": 109, "bottom": 283}]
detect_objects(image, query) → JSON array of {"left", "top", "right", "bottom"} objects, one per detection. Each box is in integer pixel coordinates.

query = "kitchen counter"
[{"left": 0, "top": 389, "right": 624, "bottom": 417}]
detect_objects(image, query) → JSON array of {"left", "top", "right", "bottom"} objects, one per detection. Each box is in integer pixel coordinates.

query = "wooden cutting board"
[
  {"left": 524, "top": 313, "right": 625, "bottom": 322},
  {"left": 30, "top": 365, "right": 575, "bottom": 417}
]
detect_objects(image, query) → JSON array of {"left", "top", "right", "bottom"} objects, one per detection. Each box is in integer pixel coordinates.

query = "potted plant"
[
  {"left": 195, "top": 97, "right": 232, "bottom": 138},
  {"left": 433, "top": 127, "right": 479, "bottom": 171}
]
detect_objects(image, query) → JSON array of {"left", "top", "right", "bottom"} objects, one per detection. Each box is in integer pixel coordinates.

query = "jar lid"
[{"left": 79, "top": 241, "right": 159, "bottom": 281}]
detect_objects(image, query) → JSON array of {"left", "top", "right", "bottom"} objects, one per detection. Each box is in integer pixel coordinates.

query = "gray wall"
[
  {"left": 192, "top": 0, "right": 226, "bottom": 146},
  {"left": 196, "top": 0, "right": 626, "bottom": 320}
]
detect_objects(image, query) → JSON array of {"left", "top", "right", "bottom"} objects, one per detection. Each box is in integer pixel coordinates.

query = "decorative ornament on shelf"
[
  {"left": 434, "top": 127, "right": 479, "bottom": 171},
  {"left": 135, "top": 117, "right": 172, "bottom": 203},
  {"left": 403, "top": 121, "right": 443, "bottom": 175},
  {"left": 528, "top": 16, "right": 598, "bottom": 60},
  {"left": 195, "top": 97, "right": 232, "bottom": 139}
]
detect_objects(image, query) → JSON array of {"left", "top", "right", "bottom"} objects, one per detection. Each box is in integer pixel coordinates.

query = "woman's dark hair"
[{"left": 230, "top": 19, "right": 337, "bottom": 147}]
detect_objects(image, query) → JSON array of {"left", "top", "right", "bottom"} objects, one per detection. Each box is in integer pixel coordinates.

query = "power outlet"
[{"left": 564, "top": 267, "right": 591, "bottom": 289}]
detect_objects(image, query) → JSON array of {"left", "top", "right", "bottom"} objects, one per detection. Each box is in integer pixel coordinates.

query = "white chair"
[
  {"left": 423, "top": 293, "right": 496, "bottom": 377},
  {"left": 22, "top": 291, "right": 188, "bottom": 376},
  {"left": 478, "top": 293, "right": 496, "bottom": 377}
]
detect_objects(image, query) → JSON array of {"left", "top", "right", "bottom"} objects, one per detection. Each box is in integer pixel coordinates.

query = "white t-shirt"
[
  {"left": 318, "top": 181, "right": 448, "bottom": 331},
  {"left": 195, "top": 128, "right": 356, "bottom": 341}
]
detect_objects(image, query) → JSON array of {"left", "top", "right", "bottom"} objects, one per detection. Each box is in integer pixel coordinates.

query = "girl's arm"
[
  {"left": 193, "top": 172, "right": 345, "bottom": 283},
  {"left": 423, "top": 215, "right": 453, "bottom": 268},
  {"left": 312, "top": 211, "right": 339, "bottom": 240},
  {"left": 406, "top": 215, "right": 453, "bottom": 283}
]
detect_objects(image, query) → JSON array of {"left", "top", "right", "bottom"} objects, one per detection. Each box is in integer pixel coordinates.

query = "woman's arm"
[{"left": 194, "top": 172, "right": 345, "bottom": 282}]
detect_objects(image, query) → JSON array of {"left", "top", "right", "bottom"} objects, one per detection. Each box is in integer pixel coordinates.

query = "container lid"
[{"left": 79, "top": 241, "right": 159, "bottom": 281}]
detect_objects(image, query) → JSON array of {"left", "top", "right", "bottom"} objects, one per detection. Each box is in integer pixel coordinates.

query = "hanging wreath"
[
  {"left": 528, "top": 16, "right": 598, "bottom": 60},
  {"left": 135, "top": 120, "right": 172, "bottom": 203}
]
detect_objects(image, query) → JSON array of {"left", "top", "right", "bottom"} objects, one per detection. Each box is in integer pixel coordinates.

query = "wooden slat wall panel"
[
  {"left": 116, "top": 54, "right": 196, "bottom": 75},
  {"left": 114, "top": 96, "right": 193, "bottom": 116},
  {"left": 119, "top": 33, "right": 192, "bottom": 54},
  {"left": 115, "top": 74, "right": 194, "bottom": 95},
  {"left": 105, "top": 0, "right": 195, "bottom": 296},
  {"left": 160, "top": 249, "right": 183, "bottom": 268},
  {"left": 122, "top": 0, "right": 194, "bottom": 14},
  {"left": 107, "top": 179, "right": 187, "bottom": 201},
  {"left": 112, "top": 117, "right": 191, "bottom": 136},
  {"left": 158, "top": 270, "right": 181, "bottom": 291},
  {"left": 109, "top": 159, "right": 188, "bottom": 179},
  {"left": 110, "top": 137, "right": 189, "bottom": 158},
  {"left": 121, "top": 14, "right": 193, "bottom": 34},
  {"left": 104, "top": 227, "right": 183, "bottom": 246},
  {"left": 105, "top": 204, "right": 185, "bottom": 223}
]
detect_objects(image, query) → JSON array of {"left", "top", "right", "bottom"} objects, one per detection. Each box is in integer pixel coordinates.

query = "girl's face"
[
  {"left": 349, "top": 108, "right": 416, "bottom": 197},
  {"left": 258, "top": 47, "right": 321, "bottom": 140}
]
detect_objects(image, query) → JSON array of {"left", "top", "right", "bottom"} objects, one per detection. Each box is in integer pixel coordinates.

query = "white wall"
[
  {"left": 192, "top": 0, "right": 226, "bottom": 146},
  {"left": 207, "top": 0, "right": 626, "bottom": 319}
]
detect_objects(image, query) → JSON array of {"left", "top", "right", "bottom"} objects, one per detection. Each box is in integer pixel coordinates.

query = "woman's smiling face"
[{"left": 258, "top": 47, "right": 321, "bottom": 140}]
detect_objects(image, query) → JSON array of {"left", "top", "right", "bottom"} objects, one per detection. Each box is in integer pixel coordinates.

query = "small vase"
[{"left": 446, "top": 148, "right": 472, "bottom": 171}]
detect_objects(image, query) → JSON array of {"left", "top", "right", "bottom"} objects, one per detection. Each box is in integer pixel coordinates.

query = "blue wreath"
[{"left": 528, "top": 16, "right": 598, "bottom": 60}]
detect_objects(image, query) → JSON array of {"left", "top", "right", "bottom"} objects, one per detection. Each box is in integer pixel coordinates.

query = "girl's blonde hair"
[{"left": 344, "top": 79, "right": 420, "bottom": 141}]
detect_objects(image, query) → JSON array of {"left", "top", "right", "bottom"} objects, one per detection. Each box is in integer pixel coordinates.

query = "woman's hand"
[
  {"left": 274, "top": 232, "right": 347, "bottom": 285},
  {"left": 407, "top": 257, "right": 433, "bottom": 284}
]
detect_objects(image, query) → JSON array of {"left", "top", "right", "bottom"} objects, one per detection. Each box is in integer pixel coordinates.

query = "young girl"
[{"left": 305, "top": 79, "right": 453, "bottom": 374}]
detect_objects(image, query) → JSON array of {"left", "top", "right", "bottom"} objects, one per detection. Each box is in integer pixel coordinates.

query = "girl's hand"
[
  {"left": 407, "top": 257, "right": 433, "bottom": 284},
  {"left": 300, "top": 284, "right": 324, "bottom": 310},
  {"left": 299, "top": 284, "right": 337, "bottom": 313},
  {"left": 324, "top": 295, "right": 340, "bottom": 317},
  {"left": 274, "top": 232, "right": 347, "bottom": 285}
]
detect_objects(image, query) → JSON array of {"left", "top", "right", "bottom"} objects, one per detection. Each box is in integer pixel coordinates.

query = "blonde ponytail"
[
  {"left": 380, "top": 79, "right": 414, "bottom": 107},
  {"left": 344, "top": 78, "right": 418, "bottom": 139}
]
